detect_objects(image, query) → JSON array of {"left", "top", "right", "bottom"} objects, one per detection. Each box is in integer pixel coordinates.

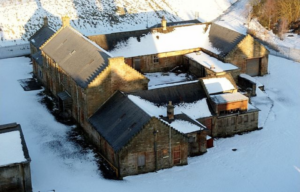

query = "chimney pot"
[
  {"left": 62, "top": 16, "right": 70, "bottom": 27},
  {"left": 43, "top": 17, "right": 48, "bottom": 27},
  {"left": 167, "top": 101, "right": 174, "bottom": 120},
  {"left": 161, "top": 16, "right": 167, "bottom": 31}
]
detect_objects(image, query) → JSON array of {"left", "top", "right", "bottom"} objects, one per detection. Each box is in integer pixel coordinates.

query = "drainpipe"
[
  {"left": 153, "top": 129, "right": 158, "bottom": 171},
  {"left": 76, "top": 86, "right": 79, "bottom": 121},
  {"left": 169, "top": 125, "right": 172, "bottom": 167}
]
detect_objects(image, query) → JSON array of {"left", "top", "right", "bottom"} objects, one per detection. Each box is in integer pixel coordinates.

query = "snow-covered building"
[
  {"left": 0, "top": 123, "right": 32, "bottom": 192},
  {"left": 38, "top": 16, "right": 148, "bottom": 129},
  {"left": 88, "top": 19, "right": 269, "bottom": 78},
  {"left": 200, "top": 75, "right": 260, "bottom": 137},
  {"left": 28, "top": 16, "right": 263, "bottom": 178}
]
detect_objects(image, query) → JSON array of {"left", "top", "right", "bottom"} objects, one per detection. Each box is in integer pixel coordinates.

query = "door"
[
  {"left": 173, "top": 146, "right": 181, "bottom": 165},
  {"left": 133, "top": 58, "right": 141, "bottom": 72},
  {"left": 246, "top": 58, "right": 260, "bottom": 76}
]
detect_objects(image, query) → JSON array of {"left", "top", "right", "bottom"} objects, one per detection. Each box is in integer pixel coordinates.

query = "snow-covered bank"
[
  {"left": 0, "top": 55, "right": 299, "bottom": 191},
  {"left": 0, "top": 0, "right": 236, "bottom": 47}
]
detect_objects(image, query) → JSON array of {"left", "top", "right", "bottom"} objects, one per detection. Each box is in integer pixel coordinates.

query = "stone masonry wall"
[
  {"left": 118, "top": 118, "right": 188, "bottom": 177},
  {"left": 212, "top": 111, "right": 259, "bottom": 137},
  {"left": 224, "top": 35, "right": 269, "bottom": 75},
  {"left": 0, "top": 163, "right": 32, "bottom": 192}
]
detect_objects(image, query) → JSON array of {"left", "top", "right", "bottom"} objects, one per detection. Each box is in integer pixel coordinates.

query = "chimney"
[
  {"left": 62, "top": 16, "right": 70, "bottom": 27},
  {"left": 161, "top": 16, "right": 167, "bottom": 31},
  {"left": 167, "top": 101, "right": 174, "bottom": 120},
  {"left": 43, "top": 17, "right": 48, "bottom": 27}
]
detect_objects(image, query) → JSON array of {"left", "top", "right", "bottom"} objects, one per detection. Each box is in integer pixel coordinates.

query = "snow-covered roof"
[
  {"left": 0, "top": 130, "right": 26, "bottom": 166},
  {"left": 210, "top": 92, "right": 248, "bottom": 104},
  {"left": 185, "top": 51, "right": 238, "bottom": 72},
  {"left": 109, "top": 25, "right": 220, "bottom": 58},
  {"left": 239, "top": 73, "right": 263, "bottom": 87},
  {"left": 203, "top": 77, "right": 235, "bottom": 94},
  {"left": 128, "top": 94, "right": 212, "bottom": 119},
  {"left": 169, "top": 120, "right": 202, "bottom": 134}
]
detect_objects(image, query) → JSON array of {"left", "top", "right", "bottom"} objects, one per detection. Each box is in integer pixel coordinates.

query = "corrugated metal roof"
[
  {"left": 32, "top": 51, "right": 43, "bottom": 66},
  {"left": 208, "top": 23, "right": 245, "bottom": 57},
  {"left": 131, "top": 82, "right": 206, "bottom": 105},
  {"left": 89, "top": 91, "right": 152, "bottom": 152},
  {"left": 41, "top": 27, "right": 111, "bottom": 88},
  {"left": 30, "top": 26, "right": 55, "bottom": 48}
]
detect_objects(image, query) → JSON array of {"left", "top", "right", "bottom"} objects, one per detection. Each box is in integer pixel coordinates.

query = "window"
[
  {"left": 231, "top": 117, "right": 235, "bottom": 125},
  {"left": 153, "top": 55, "right": 159, "bottom": 63},
  {"left": 244, "top": 115, "right": 248, "bottom": 123},
  {"left": 137, "top": 154, "right": 145, "bottom": 167}
]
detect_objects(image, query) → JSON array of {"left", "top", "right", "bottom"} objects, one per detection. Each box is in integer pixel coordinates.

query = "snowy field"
[
  {"left": 0, "top": 0, "right": 236, "bottom": 47},
  {"left": 0, "top": 56, "right": 299, "bottom": 192}
]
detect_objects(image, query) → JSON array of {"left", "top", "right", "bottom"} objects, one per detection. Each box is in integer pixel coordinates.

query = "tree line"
[{"left": 251, "top": 0, "right": 300, "bottom": 38}]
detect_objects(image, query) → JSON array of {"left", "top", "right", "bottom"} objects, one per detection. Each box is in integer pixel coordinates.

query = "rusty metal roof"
[{"left": 41, "top": 26, "right": 111, "bottom": 88}]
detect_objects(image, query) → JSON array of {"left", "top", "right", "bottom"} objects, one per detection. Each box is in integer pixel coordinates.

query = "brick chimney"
[
  {"left": 167, "top": 101, "right": 174, "bottom": 120},
  {"left": 62, "top": 16, "right": 70, "bottom": 27},
  {"left": 43, "top": 17, "right": 48, "bottom": 27},
  {"left": 161, "top": 16, "right": 167, "bottom": 31}
]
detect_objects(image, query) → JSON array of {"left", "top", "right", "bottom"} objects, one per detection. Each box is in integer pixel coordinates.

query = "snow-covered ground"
[
  {"left": 0, "top": 0, "right": 236, "bottom": 47},
  {"left": 0, "top": 55, "right": 299, "bottom": 192},
  {"left": 145, "top": 72, "right": 194, "bottom": 88}
]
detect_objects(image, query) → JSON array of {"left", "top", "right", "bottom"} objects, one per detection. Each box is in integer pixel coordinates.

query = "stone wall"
[
  {"left": 224, "top": 35, "right": 269, "bottom": 75},
  {"left": 124, "top": 48, "right": 201, "bottom": 73},
  {"left": 212, "top": 111, "right": 259, "bottom": 137},
  {"left": 118, "top": 118, "right": 188, "bottom": 177},
  {"left": 0, "top": 163, "right": 32, "bottom": 192}
]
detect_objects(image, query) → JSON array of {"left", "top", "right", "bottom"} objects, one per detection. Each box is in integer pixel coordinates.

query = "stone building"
[
  {"left": 200, "top": 75, "right": 260, "bottom": 137},
  {"left": 205, "top": 23, "right": 269, "bottom": 77},
  {"left": 29, "top": 16, "right": 263, "bottom": 178},
  {"left": 29, "top": 17, "right": 55, "bottom": 82},
  {"left": 88, "top": 19, "right": 269, "bottom": 78},
  {"left": 0, "top": 123, "right": 32, "bottom": 192},
  {"left": 39, "top": 17, "right": 148, "bottom": 128},
  {"left": 88, "top": 91, "right": 189, "bottom": 178}
]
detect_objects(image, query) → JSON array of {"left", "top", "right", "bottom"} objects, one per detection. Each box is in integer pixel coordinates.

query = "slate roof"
[
  {"left": 89, "top": 91, "right": 152, "bottom": 152},
  {"left": 131, "top": 82, "right": 206, "bottom": 105},
  {"left": 150, "top": 19, "right": 202, "bottom": 28},
  {"left": 30, "top": 26, "right": 55, "bottom": 48},
  {"left": 41, "top": 26, "right": 111, "bottom": 88},
  {"left": 208, "top": 23, "right": 245, "bottom": 57},
  {"left": 32, "top": 51, "right": 43, "bottom": 66}
]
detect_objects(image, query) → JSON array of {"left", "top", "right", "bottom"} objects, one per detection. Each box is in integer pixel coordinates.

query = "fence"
[{"left": 0, "top": 43, "right": 30, "bottom": 59}]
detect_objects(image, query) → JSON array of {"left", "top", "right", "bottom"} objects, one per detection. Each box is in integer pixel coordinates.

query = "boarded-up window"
[
  {"left": 231, "top": 117, "right": 235, "bottom": 125},
  {"left": 238, "top": 116, "right": 242, "bottom": 124},
  {"left": 251, "top": 113, "right": 255, "bottom": 121},
  {"left": 173, "top": 146, "right": 181, "bottom": 165},
  {"left": 218, "top": 120, "right": 222, "bottom": 127},
  {"left": 244, "top": 115, "right": 248, "bottom": 122},
  {"left": 138, "top": 154, "right": 145, "bottom": 167}
]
